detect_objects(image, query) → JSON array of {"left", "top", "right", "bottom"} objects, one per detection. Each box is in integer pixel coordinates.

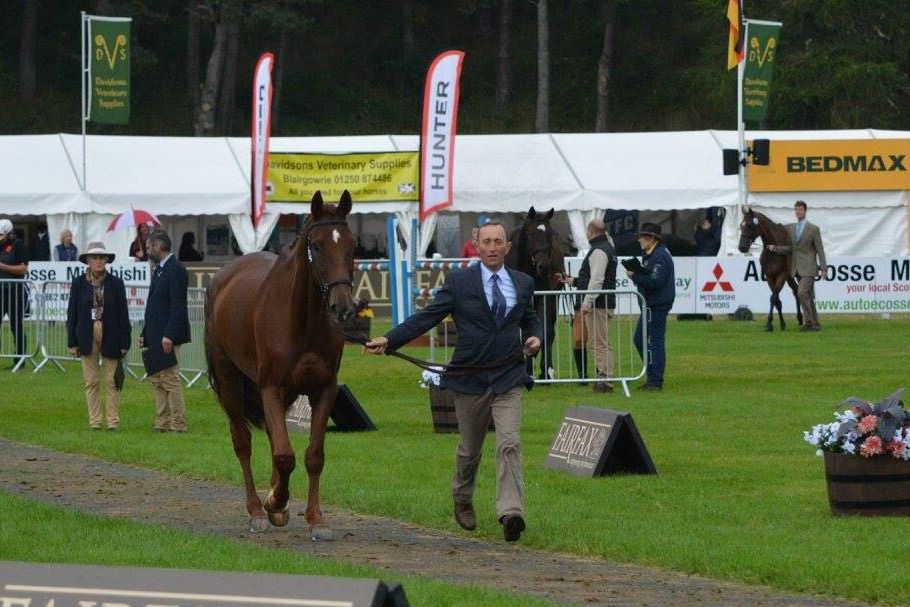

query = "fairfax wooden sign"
[
  {"left": 545, "top": 406, "right": 656, "bottom": 477},
  {"left": 0, "top": 561, "right": 408, "bottom": 607}
]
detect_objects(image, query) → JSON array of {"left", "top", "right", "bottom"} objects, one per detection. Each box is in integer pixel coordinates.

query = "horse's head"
[
  {"left": 522, "top": 206, "right": 556, "bottom": 278},
  {"left": 305, "top": 190, "right": 356, "bottom": 321},
  {"left": 738, "top": 206, "right": 760, "bottom": 253}
]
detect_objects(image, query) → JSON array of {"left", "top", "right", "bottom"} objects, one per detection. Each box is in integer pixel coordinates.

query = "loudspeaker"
[
  {"left": 722, "top": 148, "right": 740, "bottom": 175},
  {"left": 331, "top": 384, "right": 377, "bottom": 431},
  {"left": 752, "top": 138, "right": 770, "bottom": 165}
]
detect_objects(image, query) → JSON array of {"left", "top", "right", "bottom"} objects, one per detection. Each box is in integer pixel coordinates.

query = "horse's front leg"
[
  {"left": 260, "top": 385, "right": 295, "bottom": 527},
  {"left": 766, "top": 294, "right": 775, "bottom": 332},
  {"left": 229, "top": 417, "right": 268, "bottom": 532},
  {"left": 305, "top": 383, "right": 337, "bottom": 540}
]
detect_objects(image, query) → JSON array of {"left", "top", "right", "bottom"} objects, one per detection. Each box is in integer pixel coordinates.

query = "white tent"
[{"left": 0, "top": 130, "right": 906, "bottom": 258}]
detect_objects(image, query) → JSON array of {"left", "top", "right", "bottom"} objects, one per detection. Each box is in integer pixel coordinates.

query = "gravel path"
[{"left": 0, "top": 438, "right": 869, "bottom": 607}]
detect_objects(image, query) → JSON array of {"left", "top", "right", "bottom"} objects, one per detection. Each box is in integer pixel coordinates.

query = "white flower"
[{"left": 420, "top": 368, "right": 443, "bottom": 388}]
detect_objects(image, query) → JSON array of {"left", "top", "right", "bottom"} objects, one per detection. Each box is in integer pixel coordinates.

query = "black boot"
[{"left": 573, "top": 348, "right": 589, "bottom": 386}]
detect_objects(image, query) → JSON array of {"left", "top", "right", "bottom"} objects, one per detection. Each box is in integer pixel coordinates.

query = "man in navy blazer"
[
  {"left": 366, "top": 222, "right": 541, "bottom": 542},
  {"left": 140, "top": 230, "right": 191, "bottom": 432}
]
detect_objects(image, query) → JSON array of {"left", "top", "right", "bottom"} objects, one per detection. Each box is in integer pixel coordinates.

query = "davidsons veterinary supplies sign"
[{"left": 749, "top": 139, "right": 910, "bottom": 192}]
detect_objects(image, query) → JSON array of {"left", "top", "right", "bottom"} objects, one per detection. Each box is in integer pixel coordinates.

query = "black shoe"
[
  {"left": 593, "top": 380, "right": 613, "bottom": 393},
  {"left": 639, "top": 383, "right": 663, "bottom": 391},
  {"left": 454, "top": 502, "right": 477, "bottom": 531},
  {"left": 500, "top": 514, "right": 526, "bottom": 542}
]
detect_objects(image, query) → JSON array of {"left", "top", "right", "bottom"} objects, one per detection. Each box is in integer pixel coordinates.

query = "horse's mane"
[{"left": 754, "top": 211, "right": 791, "bottom": 245}]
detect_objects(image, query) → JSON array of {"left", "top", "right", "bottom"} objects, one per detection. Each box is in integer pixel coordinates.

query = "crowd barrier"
[
  {"left": 0, "top": 278, "right": 39, "bottom": 373},
  {"left": 2, "top": 279, "right": 208, "bottom": 388}
]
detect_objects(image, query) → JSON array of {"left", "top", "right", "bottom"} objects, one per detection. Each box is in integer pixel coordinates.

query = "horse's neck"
[
  {"left": 757, "top": 216, "right": 785, "bottom": 244},
  {"left": 283, "top": 246, "right": 321, "bottom": 325}
]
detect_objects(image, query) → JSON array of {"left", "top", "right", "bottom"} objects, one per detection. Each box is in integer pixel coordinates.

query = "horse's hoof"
[
  {"left": 249, "top": 514, "right": 269, "bottom": 533},
  {"left": 765, "top": 326, "right": 773, "bottom": 332},
  {"left": 268, "top": 505, "right": 290, "bottom": 527},
  {"left": 310, "top": 525, "right": 334, "bottom": 542}
]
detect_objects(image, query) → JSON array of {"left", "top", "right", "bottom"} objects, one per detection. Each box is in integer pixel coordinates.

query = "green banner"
[
  {"left": 89, "top": 18, "right": 131, "bottom": 124},
  {"left": 742, "top": 21, "right": 781, "bottom": 124}
]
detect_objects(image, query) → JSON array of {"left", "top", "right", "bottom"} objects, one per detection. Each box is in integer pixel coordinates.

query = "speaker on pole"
[
  {"left": 722, "top": 148, "right": 741, "bottom": 175},
  {"left": 752, "top": 139, "right": 770, "bottom": 165}
]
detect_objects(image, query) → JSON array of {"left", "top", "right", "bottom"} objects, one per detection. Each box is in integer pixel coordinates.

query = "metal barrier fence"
[
  {"left": 25, "top": 280, "right": 208, "bottom": 387},
  {"left": 0, "top": 278, "right": 39, "bottom": 373},
  {"left": 429, "top": 289, "right": 648, "bottom": 397}
]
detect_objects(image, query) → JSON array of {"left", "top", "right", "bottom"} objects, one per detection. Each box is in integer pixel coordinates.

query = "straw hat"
[{"left": 79, "top": 241, "right": 116, "bottom": 264}]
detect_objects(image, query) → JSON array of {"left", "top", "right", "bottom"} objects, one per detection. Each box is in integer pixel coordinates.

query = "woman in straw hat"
[{"left": 66, "top": 242, "right": 131, "bottom": 430}]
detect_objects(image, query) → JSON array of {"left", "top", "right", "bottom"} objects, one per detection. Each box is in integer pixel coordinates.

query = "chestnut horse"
[
  {"left": 738, "top": 207, "right": 803, "bottom": 331},
  {"left": 505, "top": 206, "right": 565, "bottom": 379},
  {"left": 205, "top": 191, "right": 355, "bottom": 537}
]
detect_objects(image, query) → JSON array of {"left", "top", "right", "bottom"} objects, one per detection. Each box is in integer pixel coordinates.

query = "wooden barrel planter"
[
  {"left": 824, "top": 452, "right": 910, "bottom": 516},
  {"left": 428, "top": 386, "right": 494, "bottom": 434}
]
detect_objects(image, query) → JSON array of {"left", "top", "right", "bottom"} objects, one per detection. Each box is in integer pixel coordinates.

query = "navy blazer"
[
  {"left": 66, "top": 272, "right": 131, "bottom": 359},
  {"left": 386, "top": 264, "right": 542, "bottom": 395},
  {"left": 141, "top": 256, "right": 191, "bottom": 346}
]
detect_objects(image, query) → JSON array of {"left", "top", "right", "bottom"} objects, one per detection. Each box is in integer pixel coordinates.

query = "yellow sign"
[
  {"left": 749, "top": 139, "right": 910, "bottom": 192},
  {"left": 267, "top": 152, "right": 419, "bottom": 203}
]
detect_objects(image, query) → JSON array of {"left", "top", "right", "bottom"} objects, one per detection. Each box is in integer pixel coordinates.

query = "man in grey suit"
[
  {"left": 769, "top": 200, "right": 827, "bottom": 331},
  {"left": 366, "top": 222, "right": 542, "bottom": 542}
]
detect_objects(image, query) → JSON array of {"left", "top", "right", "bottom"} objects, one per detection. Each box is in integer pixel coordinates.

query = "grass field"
[{"left": 3, "top": 315, "right": 910, "bottom": 605}]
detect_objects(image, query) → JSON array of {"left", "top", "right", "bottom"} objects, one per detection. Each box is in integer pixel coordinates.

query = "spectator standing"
[
  {"left": 626, "top": 223, "right": 675, "bottom": 391},
  {"left": 768, "top": 200, "right": 827, "bottom": 332},
  {"left": 140, "top": 231, "right": 191, "bottom": 432},
  {"left": 55, "top": 229, "right": 79, "bottom": 261},
  {"left": 66, "top": 242, "right": 131, "bottom": 430},
  {"left": 178, "top": 231, "right": 204, "bottom": 262},
  {"left": 365, "top": 222, "right": 542, "bottom": 542},
  {"left": 459, "top": 226, "right": 480, "bottom": 258},
  {"left": 0, "top": 218, "right": 29, "bottom": 362},
  {"left": 129, "top": 223, "right": 151, "bottom": 261},
  {"left": 562, "top": 219, "right": 617, "bottom": 393},
  {"left": 694, "top": 217, "right": 721, "bottom": 256},
  {"left": 30, "top": 223, "right": 51, "bottom": 261}
]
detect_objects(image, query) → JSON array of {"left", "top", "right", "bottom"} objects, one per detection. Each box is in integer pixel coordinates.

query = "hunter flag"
[
  {"left": 419, "top": 50, "right": 464, "bottom": 222},
  {"left": 251, "top": 53, "right": 274, "bottom": 228},
  {"left": 727, "top": 0, "right": 745, "bottom": 70}
]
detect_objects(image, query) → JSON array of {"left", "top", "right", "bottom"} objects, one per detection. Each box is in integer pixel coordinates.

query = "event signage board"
[
  {"left": 749, "top": 139, "right": 910, "bottom": 192},
  {"left": 545, "top": 406, "right": 656, "bottom": 477},
  {"left": 267, "top": 152, "right": 419, "bottom": 203},
  {"left": 87, "top": 17, "right": 131, "bottom": 124},
  {"left": 742, "top": 21, "right": 781, "bottom": 124},
  {"left": 0, "top": 561, "right": 407, "bottom": 607}
]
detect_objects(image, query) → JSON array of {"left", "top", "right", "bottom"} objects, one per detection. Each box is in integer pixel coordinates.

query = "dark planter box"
[{"left": 824, "top": 451, "right": 910, "bottom": 516}]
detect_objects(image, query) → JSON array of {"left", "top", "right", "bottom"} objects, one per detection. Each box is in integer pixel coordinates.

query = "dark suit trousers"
[{"left": 451, "top": 387, "right": 524, "bottom": 519}]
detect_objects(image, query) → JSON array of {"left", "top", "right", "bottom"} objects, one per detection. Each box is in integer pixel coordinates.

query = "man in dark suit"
[
  {"left": 366, "top": 222, "right": 542, "bottom": 542},
  {"left": 140, "top": 230, "right": 191, "bottom": 432}
]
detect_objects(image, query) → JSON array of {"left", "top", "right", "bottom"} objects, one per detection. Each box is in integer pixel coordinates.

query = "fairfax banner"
[
  {"left": 742, "top": 20, "right": 781, "bottom": 124},
  {"left": 420, "top": 50, "right": 465, "bottom": 222},
  {"left": 749, "top": 139, "right": 910, "bottom": 192},
  {"left": 85, "top": 15, "right": 131, "bottom": 124},
  {"left": 251, "top": 53, "right": 274, "bottom": 227},
  {"left": 267, "top": 152, "right": 419, "bottom": 203}
]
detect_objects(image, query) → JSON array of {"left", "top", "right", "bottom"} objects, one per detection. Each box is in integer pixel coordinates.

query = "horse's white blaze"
[
  {"left": 332, "top": 229, "right": 340, "bottom": 243},
  {"left": 536, "top": 224, "right": 546, "bottom": 232}
]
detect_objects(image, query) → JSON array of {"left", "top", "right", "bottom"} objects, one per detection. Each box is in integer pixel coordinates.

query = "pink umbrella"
[{"left": 106, "top": 208, "right": 161, "bottom": 232}]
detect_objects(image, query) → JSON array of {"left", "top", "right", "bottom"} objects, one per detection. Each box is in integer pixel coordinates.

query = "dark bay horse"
[
  {"left": 738, "top": 207, "right": 803, "bottom": 331},
  {"left": 205, "top": 191, "right": 355, "bottom": 537},
  {"left": 505, "top": 206, "right": 565, "bottom": 379}
]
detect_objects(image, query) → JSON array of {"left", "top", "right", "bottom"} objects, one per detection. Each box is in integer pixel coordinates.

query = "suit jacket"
[
  {"left": 66, "top": 272, "right": 131, "bottom": 359},
  {"left": 776, "top": 222, "right": 827, "bottom": 278},
  {"left": 141, "top": 256, "right": 191, "bottom": 346},
  {"left": 386, "top": 264, "right": 542, "bottom": 395}
]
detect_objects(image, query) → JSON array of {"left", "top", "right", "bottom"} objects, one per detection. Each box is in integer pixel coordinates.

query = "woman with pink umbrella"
[{"left": 106, "top": 208, "right": 160, "bottom": 261}]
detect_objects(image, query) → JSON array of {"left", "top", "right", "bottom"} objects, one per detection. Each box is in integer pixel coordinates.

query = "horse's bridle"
[{"left": 302, "top": 219, "right": 354, "bottom": 299}]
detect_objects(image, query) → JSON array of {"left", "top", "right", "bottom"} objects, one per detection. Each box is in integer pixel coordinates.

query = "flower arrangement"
[
  {"left": 354, "top": 298, "right": 374, "bottom": 319},
  {"left": 804, "top": 389, "right": 910, "bottom": 459},
  {"left": 420, "top": 368, "right": 443, "bottom": 389}
]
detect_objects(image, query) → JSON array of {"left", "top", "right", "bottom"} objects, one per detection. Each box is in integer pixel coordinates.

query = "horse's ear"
[
  {"left": 338, "top": 190, "right": 352, "bottom": 217},
  {"left": 742, "top": 204, "right": 752, "bottom": 214},
  {"left": 546, "top": 208, "right": 555, "bottom": 220},
  {"left": 528, "top": 206, "right": 537, "bottom": 218},
  {"left": 311, "top": 190, "right": 324, "bottom": 216}
]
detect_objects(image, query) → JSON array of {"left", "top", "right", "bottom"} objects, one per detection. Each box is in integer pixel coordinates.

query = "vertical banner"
[
  {"left": 251, "top": 53, "right": 274, "bottom": 228},
  {"left": 742, "top": 20, "right": 782, "bottom": 124},
  {"left": 726, "top": 0, "right": 744, "bottom": 70},
  {"left": 419, "top": 50, "right": 464, "bottom": 222},
  {"left": 86, "top": 15, "right": 131, "bottom": 124}
]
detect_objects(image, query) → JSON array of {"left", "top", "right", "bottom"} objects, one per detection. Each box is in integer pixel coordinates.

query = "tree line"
[{"left": 4, "top": 0, "right": 909, "bottom": 137}]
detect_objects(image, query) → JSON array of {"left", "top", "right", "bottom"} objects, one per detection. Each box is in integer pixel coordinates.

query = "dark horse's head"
[
  {"left": 738, "top": 206, "right": 760, "bottom": 253},
  {"left": 510, "top": 206, "right": 558, "bottom": 280},
  {"left": 304, "top": 190, "right": 356, "bottom": 321}
]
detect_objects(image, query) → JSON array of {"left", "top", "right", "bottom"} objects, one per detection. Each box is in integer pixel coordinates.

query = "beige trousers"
[
  {"left": 796, "top": 275, "right": 820, "bottom": 327},
  {"left": 148, "top": 344, "right": 187, "bottom": 431},
  {"left": 584, "top": 308, "right": 613, "bottom": 379},
  {"left": 452, "top": 386, "right": 523, "bottom": 519},
  {"left": 82, "top": 320, "right": 120, "bottom": 429}
]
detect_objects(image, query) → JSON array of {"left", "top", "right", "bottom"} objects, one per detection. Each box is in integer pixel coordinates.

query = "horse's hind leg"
[
  {"left": 788, "top": 277, "right": 804, "bottom": 326},
  {"left": 260, "top": 385, "right": 295, "bottom": 527},
  {"left": 304, "top": 385, "right": 336, "bottom": 540},
  {"left": 766, "top": 294, "right": 775, "bottom": 332},
  {"left": 775, "top": 290, "right": 786, "bottom": 330}
]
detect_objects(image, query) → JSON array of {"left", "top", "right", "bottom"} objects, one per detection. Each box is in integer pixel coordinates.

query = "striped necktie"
[{"left": 491, "top": 274, "right": 507, "bottom": 325}]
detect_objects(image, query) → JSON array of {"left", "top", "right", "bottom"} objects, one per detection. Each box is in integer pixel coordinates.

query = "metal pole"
[
  {"left": 736, "top": 21, "right": 748, "bottom": 208},
  {"left": 80, "top": 12, "right": 87, "bottom": 191}
]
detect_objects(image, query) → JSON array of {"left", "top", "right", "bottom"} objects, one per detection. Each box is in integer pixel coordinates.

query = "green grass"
[
  {"left": 0, "top": 492, "right": 557, "bottom": 607},
  {"left": 3, "top": 316, "right": 910, "bottom": 605}
]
